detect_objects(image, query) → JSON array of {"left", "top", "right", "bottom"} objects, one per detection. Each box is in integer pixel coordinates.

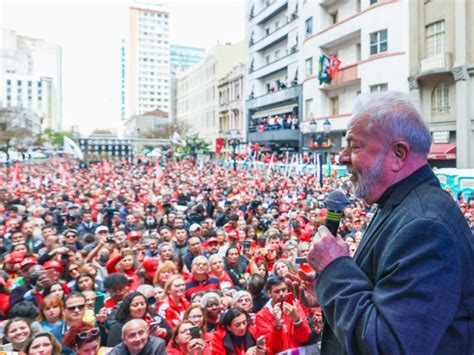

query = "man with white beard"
[{"left": 286, "top": 91, "right": 474, "bottom": 354}]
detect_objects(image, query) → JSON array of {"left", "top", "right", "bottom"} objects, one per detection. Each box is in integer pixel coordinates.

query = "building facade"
[
  {"left": 300, "top": 0, "right": 409, "bottom": 159},
  {"left": 408, "top": 0, "right": 474, "bottom": 168},
  {"left": 0, "top": 29, "right": 62, "bottom": 131},
  {"left": 245, "top": 0, "right": 303, "bottom": 153},
  {"left": 176, "top": 42, "right": 245, "bottom": 150},
  {"left": 123, "top": 108, "right": 168, "bottom": 137},
  {"left": 218, "top": 63, "right": 246, "bottom": 153},
  {"left": 126, "top": 2, "right": 171, "bottom": 117}
]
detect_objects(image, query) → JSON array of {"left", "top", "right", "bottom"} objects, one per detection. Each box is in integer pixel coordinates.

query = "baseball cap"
[
  {"left": 20, "top": 257, "right": 38, "bottom": 269},
  {"left": 5, "top": 252, "right": 24, "bottom": 265},
  {"left": 207, "top": 237, "right": 219, "bottom": 245},
  {"left": 189, "top": 223, "right": 201, "bottom": 232},
  {"left": 227, "top": 230, "right": 239, "bottom": 239},
  {"left": 142, "top": 258, "right": 159, "bottom": 279},
  {"left": 43, "top": 260, "right": 64, "bottom": 273},
  {"left": 127, "top": 230, "right": 141, "bottom": 239},
  {"left": 95, "top": 225, "right": 109, "bottom": 234}
]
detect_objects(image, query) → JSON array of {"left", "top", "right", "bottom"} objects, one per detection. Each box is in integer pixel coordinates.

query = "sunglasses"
[
  {"left": 66, "top": 234, "right": 77, "bottom": 238},
  {"left": 65, "top": 303, "right": 85, "bottom": 312},
  {"left": 77, "top": 327, "right": 100, "bottom": 341}
]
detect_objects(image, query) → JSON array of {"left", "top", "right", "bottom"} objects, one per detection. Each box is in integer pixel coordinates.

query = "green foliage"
[
  {"left": 175, "top": 134, "right": 211, "bottom": 157},
  {"left": 43, "top": 128, "right": 76, "bottom": 147}
]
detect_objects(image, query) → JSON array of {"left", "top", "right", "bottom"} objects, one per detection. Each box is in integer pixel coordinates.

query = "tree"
[
  {"left": 140, "top": 121, "right": 191, "bottom": 139},
  {"left": 42, "top": 128, "right": 76, "bottom": 147},
  {"left": 0, "top": 108, "right": 35, "bottom": 161},
  {"left": 174, "top": 133, "right": 211, "bottom": 158}
]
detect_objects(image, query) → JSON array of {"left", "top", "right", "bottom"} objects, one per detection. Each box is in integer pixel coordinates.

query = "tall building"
[
  {"left": 170, "top": 44, "right": 205, "bottom": 73},
  {"left": 126, "top": 1, "right": 171, "bottom": 117},
  {"left": 176, "top": 41, "right": 245, "bottom": 150},
  {"left": 245, "top": 0, "right": 303, "bottom": 153},
  {"left": 408, "top": 0, "right": 474, "bottom": 168},
  {"left": 0, "top": 28, "right": 62, "bottom": 131}
]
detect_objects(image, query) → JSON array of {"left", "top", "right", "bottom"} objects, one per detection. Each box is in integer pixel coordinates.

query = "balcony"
[
  {"left": 247, "top": 85, "right": 302, "bottom": 110},
  {"left": 248, "top": 127, "right": 301, "bottom": 143},
  {"left": 319, "top": 0, "right": 340, "bottom": 6},
  {"left": 250, "top": 15, "right": 299, "bottom": 52},
  {"left": 249, "top": 49, "right": 299, "bottom": 79},
  {"left": 321, "top": 63, "right": 359, "bottom": 90},
  {"left": 419, "top": 52, "right": 452, "bottom": 77},
  {"left": 250, "top": 0, "right": 288, "bottom": 25}
]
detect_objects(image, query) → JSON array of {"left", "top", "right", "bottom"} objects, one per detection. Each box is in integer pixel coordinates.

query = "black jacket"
[{"left": 109, "top": 336, "right": 166, "bottom": 355}]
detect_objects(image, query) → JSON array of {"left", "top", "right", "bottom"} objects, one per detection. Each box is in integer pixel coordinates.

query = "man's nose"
[{"left": 338, "top": 148, "right": 350, "bottom": 165}]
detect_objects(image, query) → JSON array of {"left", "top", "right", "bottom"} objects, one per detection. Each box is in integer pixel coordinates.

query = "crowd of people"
[
  {"left": 0, "top": 155, "right": 472, "bottom": 354},
  {"left": 249, "top": 114, "right": 299, "bottom": 133}
]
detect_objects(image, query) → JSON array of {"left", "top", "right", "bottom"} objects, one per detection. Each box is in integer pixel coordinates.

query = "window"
[
  {"left": 305, "top": 58, "right": 313, "bottom": 77},
  {"left": 370, "top": 29, "right": 388, "bottom": 55},
  {"left": 330, "top": 97, "right": 339, "bottom": 115},
  {"left": 370, "top": 83, "right": 388, "bottom": 92},
  {"left": 305, "top": 18, "right": 313, "bottom": 37},
  {"left": 330, "top": 11, "right": 338, "bottom": 25},
  {"left": 305, "top": 99, "right": 313, "bottom": 118},
  {"left": 370, "top": 0, "right": 378, "bottom": 4},
  {"left": 266, "top": 54, "right": 271, "bottom": 64},
  {"left": 426, "top": 20, "right": 445, "bottom": 57},
  {"left": 432, "top": 83, "right": 450, "bottom": 114},
  {"left": 275, "top": 49, "right": 280, "bottom": 59}
]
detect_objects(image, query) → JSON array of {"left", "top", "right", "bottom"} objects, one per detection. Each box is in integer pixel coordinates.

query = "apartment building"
[
  {"left": 301, "top": 0, "right": 409, "bottom": 157},
  {"left": 245, "top": 0, "right": 303, "bottom": 153},
  {"left": 408, "top": 0, "right": 474, "bottom": 168}
]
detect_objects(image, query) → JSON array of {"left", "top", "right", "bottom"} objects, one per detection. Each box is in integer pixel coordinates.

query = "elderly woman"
[
  {"left": 200, "top": 292, "right": 222, "bottom": 332},
  {"left": 232, "top": 290, "right": 256, "bottom": 323},
  {"left": 209, "top": 254, "right": 234, "bottom": 289}
]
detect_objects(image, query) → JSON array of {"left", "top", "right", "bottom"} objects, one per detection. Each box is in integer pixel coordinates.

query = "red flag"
[
  {"left": 215, "top": 138, "right": 225, "bottom": 154},
  {"left": 329, "top": 55, "right": 341, "bottom": 79}
]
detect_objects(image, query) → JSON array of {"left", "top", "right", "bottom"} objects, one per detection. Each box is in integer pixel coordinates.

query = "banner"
[
  {"left": 215, "top": 138, "right": 225, "bottom": 154},
  {"left": 171, "top": 132, "right": 186, "bottom": 147}
]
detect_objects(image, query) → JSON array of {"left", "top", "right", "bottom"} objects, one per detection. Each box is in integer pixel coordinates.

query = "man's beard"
[{"left": 348, "top": 152, "right": 385, "bottom": 201}]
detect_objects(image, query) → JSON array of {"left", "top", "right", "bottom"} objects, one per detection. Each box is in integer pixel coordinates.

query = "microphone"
[{"left": 324, "top": 190, "right": 349, "bottom": 237}]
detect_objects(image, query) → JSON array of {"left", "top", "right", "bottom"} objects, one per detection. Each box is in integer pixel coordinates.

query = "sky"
[{"left": 1, "top": 0, "right": 246, "bottom": 134}]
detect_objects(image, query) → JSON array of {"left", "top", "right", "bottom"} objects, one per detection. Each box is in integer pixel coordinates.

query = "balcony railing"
[
  {"left": 249, "top": 48, "right": 299, "bottom": 78},
  {"left": 321, "top": 63, "right": 359, "bottom": 90},
  {"left": 250, "top": 0, "right": 288, "bottom": 25},
  {"left": 249, "top": 14, "right": 298, "bottom": 51},
  {"left": 420, "top": 52, "right": 452, "bottom": 73}
]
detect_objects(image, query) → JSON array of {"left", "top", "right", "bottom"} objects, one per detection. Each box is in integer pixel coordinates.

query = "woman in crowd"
[
  {"left": 166, "top": 320, "right": 209, "bottom": 355},
  {"left": 211, "top": 308, "right": 270, "bottom": 355},
  {"left": 37, "top": 294, "right": 64, "bottom": 332},
  {"left": 63, "top": 320, "right": 105, "bottom": 355},
  {"left": 3, "top": 317, "right": 34, "bottom": 352},
  {"left": 157, "top": 274, "right": 189, "bottom": 329},
  {"left": 183, "top": 305, "right": 213, "bottom": 343},
  {"left": 272, "top": 259, "right": 296, "bottom": 278},
  {"left": 153, "top": 260, "right": 177, "bottom": 288},
  {"left": 200, "top": 292, "right": 222, "bottom": 333},
  {"left": 24, "top": 332, "right": 62, "bottom": 355},
  {"left": 65, "top": 262, "right": 81, "bottom": 290},
  {"left": 209, "top": 254, "right": 234, "bottom": 290},
  {"left": 107, "top": 291, "right": 166, "bottom": 347},
  {"left": 43, "top": 281, "right": 66, "bottom": 300},
  {"left": 225, "top": 247, "right": 246, "bottom": 288},
  {"left": 105, "top": 249, "right": 140, "bottom": 290}
]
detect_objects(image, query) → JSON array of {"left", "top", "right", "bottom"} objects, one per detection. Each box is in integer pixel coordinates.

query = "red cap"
[
  {"left": 142, "top": 258, "right": 158, "bottom": 279},
  {"left": 5, "top": 252, "right": 24, "bottom": 265},
  {"left": 127, "top": 231, "right": 141, "bottom": 240},
  {"left": 227, "top": 230, "right": 239, "bottom": 239},
  {"left": 20, "top": 257, "right": 38, "bottom": 269},
  {"left": 207, "top": 237, "right": 219, "bottom": 245},
  {"left": 43, "top": 260, "right": 64, "bottom": 273}
]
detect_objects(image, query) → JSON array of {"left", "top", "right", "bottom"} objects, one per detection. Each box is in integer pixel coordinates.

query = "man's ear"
[{"left": 391, "top": 141, "right": 410, "bottom": 171}]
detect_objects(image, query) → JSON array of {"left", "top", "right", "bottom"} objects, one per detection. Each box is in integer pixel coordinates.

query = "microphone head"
[{"left": 325, "top": 190, "right": 349, "bottom": 212}]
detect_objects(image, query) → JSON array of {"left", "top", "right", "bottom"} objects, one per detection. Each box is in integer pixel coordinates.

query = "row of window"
[{"left": 141, "top": 12, "right": 168, "bottom": 18}]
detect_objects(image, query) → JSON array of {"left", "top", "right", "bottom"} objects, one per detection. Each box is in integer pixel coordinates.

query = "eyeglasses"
[
  {"left": 65, "top": 303, "right": 85, "bottom": 312},
  {"left": 77, "top": 328, "right": 100, "bottom": 341},
  {"left": 188, "top": 315, "right": 203, "bottom": 320},
  {"left": 66, "top": 234, "right": 77, "bottom": 238}
]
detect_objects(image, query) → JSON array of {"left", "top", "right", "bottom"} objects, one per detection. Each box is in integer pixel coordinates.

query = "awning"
[
  {"left": 428, "top": 143, "right": 456, "bottom": 160},
  {"left": 252, "top": 104, "right": 296, "bottom": 119}
]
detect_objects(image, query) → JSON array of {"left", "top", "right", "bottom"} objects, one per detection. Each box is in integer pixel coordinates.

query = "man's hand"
[
  {"left": 285, "top": 270, "right": 319, "bottom": 308},
  {"left": 282, "top": 302, "right": 299, "bottom": 322},
  {"left": 271, "top": 304, "right": 282, "bottom": 327},
  {"left": 96, "top": 307, "right": 108, "bottom": 324},
  {"left": 307, "top": 225, "right": 350, "bottom": 273}
]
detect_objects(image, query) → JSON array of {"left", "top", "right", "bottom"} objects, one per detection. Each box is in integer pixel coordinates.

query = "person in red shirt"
[
  {"left": 103, "top": 273, "right": 130, "bottom": 309},
  {"left": 256, "top": 276, "right": 310, "bottom": 353},
  {"left": 185, "top": 256, "right": 220, "bottom": 299},
  {"left": 106, "top": 249, "right": 140, "bottom": 290},
  {"left": 157, "top": 274, "right": 190, "bottom": 329},
  {"left": 209, "top": 254, "right": 234, "bottom": 289}
]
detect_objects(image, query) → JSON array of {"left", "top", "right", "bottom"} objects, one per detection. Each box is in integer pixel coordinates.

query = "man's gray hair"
[
  {"left": 200, "top": 292, "right": 221, "bottom": 309},
  {"left": 209, "top": 254, "right": 223, "bottom": 263},
  {"left": 137, "top": 284, "right": 154, "bottom": 295},
  {"left": 192, "top": 255, "right": 209, "bottom": 268},
  {"left": 159, "top": 242, "right": 173, "bottom": 252},
  {"left": 351, "top": 91, "right": 431, "bottom": 156},
  {"left": 122, "top": 319, "right": 147, "bottom": 338}
]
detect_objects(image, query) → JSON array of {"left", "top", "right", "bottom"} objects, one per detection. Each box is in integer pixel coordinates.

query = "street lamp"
[
  {"left": 227, "top": 130, "right": 242, "bottom": 171},
  {"left": 309, "top": 118, "right": 332, "bottom": 187}
]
